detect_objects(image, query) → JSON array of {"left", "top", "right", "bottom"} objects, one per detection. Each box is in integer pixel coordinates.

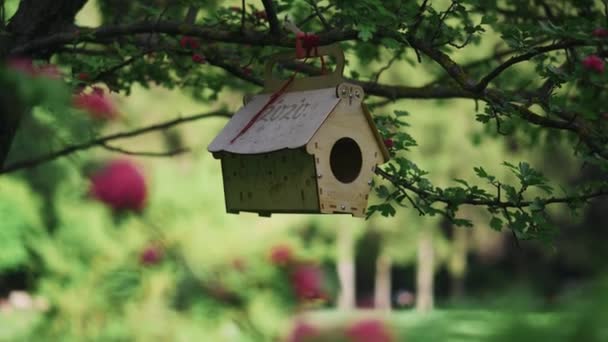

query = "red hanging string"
[
  {"left": 229, "top": 71, "right": 298, "bottom": 144},
  {"left": 229, "top": 33, "right": 323, "bottom": 144}
]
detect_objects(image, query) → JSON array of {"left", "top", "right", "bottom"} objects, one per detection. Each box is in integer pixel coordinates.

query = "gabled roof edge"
[{"left": 361, "top": 103, "right": 391, "bottom": 163}]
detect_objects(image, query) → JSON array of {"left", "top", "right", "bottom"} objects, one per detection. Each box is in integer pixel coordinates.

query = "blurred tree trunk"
[
  {"left": 416, "top": 229, "right": 434, "bottom": 313},
  {"left": 373, "top": 249, "right": 391, "bottom": 311},
  {"left": 0, "top": 0, "right": 86, "bottom": 169},
  {"left": 0, "top": 88, "right": 24, "bottom": 169},
  {"left": 337, "top": 226, "right": 355, "bottom": 310},
  {"left": 448, "top": 228, "right": 468, "bottom": 299}
]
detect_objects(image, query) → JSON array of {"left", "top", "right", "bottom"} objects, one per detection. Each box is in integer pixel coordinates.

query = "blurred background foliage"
[{"left": 2, "top": 0, "right": 608, "bottom": 341}]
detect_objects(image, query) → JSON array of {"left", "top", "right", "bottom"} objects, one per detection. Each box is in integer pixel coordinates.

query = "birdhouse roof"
[{"left": 208, "top": 87, "right": 341, "bottom": 154}]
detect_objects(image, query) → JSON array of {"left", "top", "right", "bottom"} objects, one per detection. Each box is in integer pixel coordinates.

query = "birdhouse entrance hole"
[{"left": 330, "top": 137, "right": 362, "bottom": 183}]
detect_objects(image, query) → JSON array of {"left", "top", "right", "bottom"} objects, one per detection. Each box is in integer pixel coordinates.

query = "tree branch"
[
  {"left": 475, "top": 40, "right": 585, "bottom": 91},
  {"left": 374, "top": 167, "right": 608, "bottom": 209},
  {"left": 1, "top": 109, "right": 231, "bottom": 174},
  {"left": 305, "top": 0, "right": 331, "bottom": 31},
  {"left": 260, "top": 0, "right": 281, "bottom": 37},
  {"left": 100, "top": 142, "right": 189, "bottom": 157}
]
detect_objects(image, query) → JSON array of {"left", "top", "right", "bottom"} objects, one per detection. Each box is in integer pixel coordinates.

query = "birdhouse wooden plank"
[{"left": 208, "top": 44, "right": 390, "bottom": 217}]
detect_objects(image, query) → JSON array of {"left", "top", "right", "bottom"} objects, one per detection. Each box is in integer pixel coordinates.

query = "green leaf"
[{"left": 490, "top": 217, "right": 503, "bottom": 231}]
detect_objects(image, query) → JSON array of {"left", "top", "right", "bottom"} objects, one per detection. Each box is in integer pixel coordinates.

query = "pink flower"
[
  {"left": 140, "top": 245, "right": 163, "bottom": 266},
  {"left": 383, "top": 138, "right": 394, "bottom": 149},
  {"left": 73, "top": 89, "right": 118, "bottom": 120},
  {"left": 6, "top": 58, "right": 36, "bottom": 75},
  {"left": 77, "top": 72, "right": 90, "bottom": 81},
  {"left": 593, "top": 28, "right": 608, "bottom": 38},
  {"left": 288, "top": 321, "right": 319, "bottom": 342},
  {"left": 290, "top": 264, "right": 325, "bottom": 301},
  {"left": 6, "top": 59, "right": 61, "bottom": 79},
  {"left": 582, "top": 55, "right": 605, "bottom": 73},
  {"left": 345, "top": 320, "right": 394, "bottom": 342},
  {"left": 242, "top": 67, "right": 253, "bottom": 76},
  {"left": 90, "top": 160, "right": 147, "bottom": 212},
  {"left": 179, "top": 36, "right": 200, "bottom": 50},
  {"left": 192, "top": 54, "right": 206, "bottom": 64},
  {"left": 231, "top": 258, "right": 247, "bottom": 272},
  {"left": 270, "top": 244, "right": 293, "bottom": 265}
]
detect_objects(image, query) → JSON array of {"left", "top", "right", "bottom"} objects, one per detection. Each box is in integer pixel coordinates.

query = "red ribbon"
[
  {"left": 229, "top": 33, "right": 323, "bottom": 144},
  {"left": 296, "top": 32, "right": 325, "bottom": 73}
]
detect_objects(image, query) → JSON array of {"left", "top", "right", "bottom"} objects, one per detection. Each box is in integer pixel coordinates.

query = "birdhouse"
[{"left": 208, "top": 44, "right": 390, "bottom": 217}]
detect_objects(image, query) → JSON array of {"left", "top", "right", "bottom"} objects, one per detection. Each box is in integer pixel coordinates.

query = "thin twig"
[
  {"left": 240, "top": 0, "right": 246, "bottom": 32},
  {"left": 0, "top": 0, "right": 5, "bottom": 29},
  {"left": 1, "top": 110, "right": 231, "bottom": 174},
  {"left": 430, "top": 1, "right": 457, "bottom": 44},
  {"left": 475, "top": 40, "right": 582, "bottom": 91},
  {"left": 372, "top": 52, "right": 402, "bottom": 84},
  {"left": 185, "top": 6, "right": 198, "bottom": 24},
  {"left": 101, "top": 142, "right": 189, "bottom": 157},
  {"left": 261, "top": 0, "right": 281, "bottom": 37},
  {"left": 92, "top": 53, "right": 145, "bottom": 83},
  {"left": 409, "top": 0, "right": 429, "bottom": 35},
  {"left": 305, "top": 0, "right": 331, "bottom": 31},
  {"left": 297, "top": 4, "right": 334, "bottom": 27}
]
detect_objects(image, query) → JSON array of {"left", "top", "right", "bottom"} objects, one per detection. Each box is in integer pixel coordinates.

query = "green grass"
[
  {"left": 0, "top": 310, "right": 42, "bottom": 342},
  {"left": 304, "top": 308, "right": 564, "bottom": 342}
]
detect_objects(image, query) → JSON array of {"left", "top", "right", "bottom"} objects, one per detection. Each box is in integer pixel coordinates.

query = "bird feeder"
[{"left": 208, "top": 44, "right": 390, "bottom": 217}]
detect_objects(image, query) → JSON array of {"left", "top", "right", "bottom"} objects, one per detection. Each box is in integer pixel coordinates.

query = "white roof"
[{"left": 208, "top": 87, "right": 340, "bottom": 154}]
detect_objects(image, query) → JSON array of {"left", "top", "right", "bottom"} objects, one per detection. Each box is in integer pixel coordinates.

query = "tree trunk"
[
  {"left": 416, "top": 229, "right": 434, "bottom": 313},
  {"left": 448, "top": 228, "right": 468, "bottom": 299},
  {"left": 0, "top": 0, "right": 87, "bottom": 169},
  {"left": 373, "top": 251, "right": 391, "bottom": 311},
  {"left": 336, "top": 226, "right": 355, "bottom": 310},
  {"left": 0, "top": 89, "right": 24, "bottom": 169}
]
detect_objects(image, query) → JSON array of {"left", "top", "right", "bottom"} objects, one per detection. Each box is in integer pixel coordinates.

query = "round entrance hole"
[{"left": 330, "top": 137, "right": 363, "bottom": 183}]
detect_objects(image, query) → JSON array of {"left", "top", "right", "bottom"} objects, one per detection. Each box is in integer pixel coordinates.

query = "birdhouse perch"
[{"left": 208, "top": 44, "right": 390, "bottom": 217}]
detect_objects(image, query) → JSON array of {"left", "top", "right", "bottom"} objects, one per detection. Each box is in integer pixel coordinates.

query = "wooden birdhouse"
[{"left": 208, "top": 44, "right": 390, "bottom": 217}]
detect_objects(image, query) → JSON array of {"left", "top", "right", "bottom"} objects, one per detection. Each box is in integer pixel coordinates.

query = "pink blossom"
[
  {"left": 383, "top": 138, "right": 394, "bottom": 149},
  {"left": 6, "top": 58, "right": 36, "bottom": 75},
  {"left": 345, "top": 320, "right": 394, "bottom": 342},
  {"left": 6, "top": 58, "right": 62, "bottom": 79},
  {"left": 77, "top": 72, "right": 90, "bottom": 81},
  {"left": 90, "top": 160, "right": 147, "bottom": 212},
  {"left": 288, "top": 321, "right": 319, "bottom": 342},
  {"left": 290, "top": 264, "right": 325, "bottom": 301},
  {"left": 179, "top": 36, "right": 200, "bottom": 50},
  {"left": 140, "top": 245, "right": 163, "bottom": 266},
  {"left": 242, "top": 67, "right": 253, "bottom": 76},
  {"left": 593, "top": 28, "right": 608, "bottom": 38},
  {"left": 192, "top": 54, "right": 206, "bottom": 64},
  {"left": 74, "top": 90, "right": 118, "bottom": 120},
  {"left": 582, "top": 55, "right": 605, "bottom": 73},
  {"left": 270, "top": 244, "right": 293, "bottom": 265},
  {"left": 231, "top": 258, "right": 247, "bottom": 272}
]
